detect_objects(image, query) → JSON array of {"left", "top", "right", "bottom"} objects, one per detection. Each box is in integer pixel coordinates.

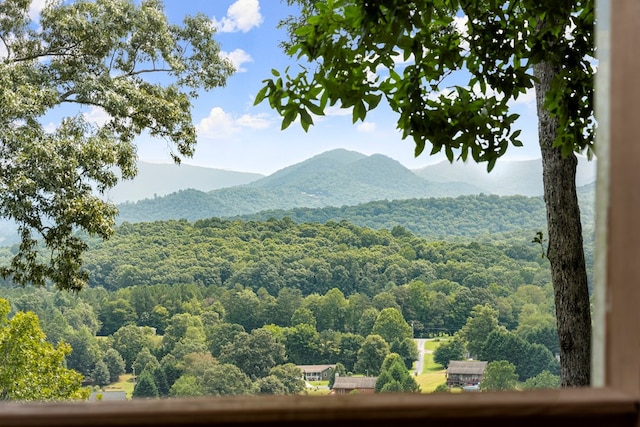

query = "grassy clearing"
[
  {"left": 103, "top": 374, "right": 135, "bottom": 399},
  {"left": 305, "top": 384, "right": 331, "bottom": 396},
  {"left": 416, "top": 371, "right": 446, "bottom": 392},
  {"left": 415, "top": 337, "right": 448, "bottom": 393}
]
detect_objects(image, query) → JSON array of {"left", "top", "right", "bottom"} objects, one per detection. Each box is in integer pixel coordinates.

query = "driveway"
[{"left": 413, "top": 338, "right": 429, "bottom": 375}]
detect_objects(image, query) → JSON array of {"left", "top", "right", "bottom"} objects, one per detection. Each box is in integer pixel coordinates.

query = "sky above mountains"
[{"left": 35, "top": 0, "right": 542, "bottom": 175}]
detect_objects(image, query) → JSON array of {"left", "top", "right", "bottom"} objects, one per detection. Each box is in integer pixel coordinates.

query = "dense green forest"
[
  {"left": 231, "top": 184, "right": 595, "bottom": 239},
  {"left": 0, "top": 192, "right": 595, "bottom": 398}
]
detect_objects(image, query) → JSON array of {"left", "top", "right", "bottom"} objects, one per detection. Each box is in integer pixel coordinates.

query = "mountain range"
[
  {"left": 113, "top": 149, "right": 597, "bottom": 224},
  {"left": 0, "top": 149, "right": 597, "bottom": 245}
]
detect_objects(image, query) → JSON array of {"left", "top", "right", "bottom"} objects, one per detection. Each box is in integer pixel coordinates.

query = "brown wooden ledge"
[{"left": 0, "top": 387, "right": 636, "bottom": 427}]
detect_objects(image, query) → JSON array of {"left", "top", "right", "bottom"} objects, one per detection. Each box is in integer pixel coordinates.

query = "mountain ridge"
[
  {"left": 0, "top": 149, "right": 597, "bottom": 245},
  {"left": 114, "top": 150, "right": 487, "bottom": 224}
]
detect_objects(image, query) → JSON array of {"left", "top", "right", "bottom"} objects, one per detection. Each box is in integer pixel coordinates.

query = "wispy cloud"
[
  {"left": 357, "top": 122, "right": 376, "bottom": 133},
  {"left": 212, "top": 0, "right": 263, "bottom": 33},
  {"left": 509, "top": 86, "right": 536, "bottom": 108},
  {"left": 325, "top": 105, "right": 352, "bottom": 117},
  {"left": 197, "top": 107, "right": 271, "bottom": 139}
]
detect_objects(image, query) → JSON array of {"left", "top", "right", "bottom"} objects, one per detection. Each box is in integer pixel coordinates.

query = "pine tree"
[
  {"left": 132, "top": 367, "right": 159, "bottom": 399},
  {"left": 375, "top": 353, "right": 420, "bottom": 393}
]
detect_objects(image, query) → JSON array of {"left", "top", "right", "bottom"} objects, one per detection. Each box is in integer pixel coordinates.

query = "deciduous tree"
[
  {"left": 201, "top": 364, "right": 254, "bottom": 397},
  {"left": 354, "top": 334, "right": 390, "bottom": 376},
  {"left": 480, "top": 360, "right": 518, "bottom": 391},
  {"left": 0, "top": 298, "right": 89, "bottom": 401},
  {"left": 103, "top": 348, "right": 126, "bottom": 383},
  {"left": 260, "top": 0, "right": 594, "bottom": 387},
  {"left": 92, "top": 359, "right": 111, "bottom": 389},
  {"left": 218, "top": 328, "right": 286, "bottom": 380},
  {"left": 0, "top": 0, "right": 233, "bottom": 291},
  {"left": 458, "top": 304, "right": 501, "bottom": 358},
  {"left": 433, "top": 337, "right": 465, "bottom": 369},
  {"left": 371, "top": 307, "right": 412, "bottom": 347},
  {"left": 375, "top": 353, "right": 420, "bottom": 393},
  {"left": 268, "top": 363, "right": 306, "bottom": 395}
]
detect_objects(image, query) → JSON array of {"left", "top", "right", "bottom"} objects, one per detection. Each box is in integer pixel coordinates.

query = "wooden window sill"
[{"left": 0, "top": 388, "right": 636, "bottom": 427}]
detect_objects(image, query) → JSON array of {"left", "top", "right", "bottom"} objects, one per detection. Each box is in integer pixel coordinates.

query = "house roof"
[
  {"left": 446, "top": 361, "right": 488, "bottom": 375},
  {"left": 89, "top": 391, "right": 128, "bottom": 401},
  {"left": 297, "top": 364, "right": 335, "bottom": 372},
  {"left": 333, "top": 376, "right": 378, "bottom": 390}
]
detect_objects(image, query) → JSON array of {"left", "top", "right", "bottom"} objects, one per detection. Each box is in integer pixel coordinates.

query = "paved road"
[{"left": 414, "top": 338, "right": 429, "bottom": 375}]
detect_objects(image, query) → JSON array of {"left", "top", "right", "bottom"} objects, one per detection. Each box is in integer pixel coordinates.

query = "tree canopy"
[
  {"left": 0, "top": 0, "right": 233, "bottom": 291},
  {"left": 259, "top": 0, "right": 594, "bottom": 167},
  {"left": 0, "top": 298, "right": 89, "bottom": 401}
]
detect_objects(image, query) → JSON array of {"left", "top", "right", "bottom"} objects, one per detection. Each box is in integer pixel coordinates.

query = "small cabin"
[
  {"left": 330, "top": 376, "right": 378, "bottom": 395},
  {"left": 445, "top": 361, "right": 488, "bottom": 388}
]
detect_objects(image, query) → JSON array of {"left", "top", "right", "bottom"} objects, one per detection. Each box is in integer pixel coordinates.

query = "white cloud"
[
  {"left": 43, "top": 122, "right": 57, "bottom": 133},
  {"left": 82, "top": 106, "right": 110, "bottom": 126},
  {"left": 212, "top": 0, "right": 263, "bottom": 33},
  {"left": 221, "top": 49, "right": 253, "bottom": 73},
  {"left": 197, "top": 107, "right": 271, "bottom": 139},
  {"left": 510, "top": 86, "right": 536, "bottom": 108},
  {"left": 325, "top": 105, "right": 352, "bottom": 117},
  {"left": 453, "top": 15, "right": 470, "bottom": 52},
  {"left": 197, "top": 107, "right": 235, "bottom": 138},
  {"left": 236, "top": 113, "right": 270, "bottom": 129},
  {"left": 29, "top": 0, "right": 46, "bottom": 20},
  {"left": 357, "top": 122, "right": 376, "bottom": 133}
]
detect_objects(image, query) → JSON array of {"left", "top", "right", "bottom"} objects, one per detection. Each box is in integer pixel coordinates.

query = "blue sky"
[{"left": 43, "top": 0, "right": 542, "bottom": 175}]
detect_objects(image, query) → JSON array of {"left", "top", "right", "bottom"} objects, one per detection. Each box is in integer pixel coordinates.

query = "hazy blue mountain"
[
  {"left": 115, "top": 149, "right": 483, "bottom": 224},
  {"left": 412, "top": 156, "right": 597, "bottom": 196},
  {"left": 0, "top": 219, "right": 19, "bottom": 247},
  {"left": 104, "top": 161, "right": 264, "bottom": 203},
  {"left": 0, "top": 149, "right": 599, "bottom": 244}
]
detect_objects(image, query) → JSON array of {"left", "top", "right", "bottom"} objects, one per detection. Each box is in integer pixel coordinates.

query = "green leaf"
[
  {"left": 254, "top": 85, "right": 269, "bottom": 105},
  {"left": 299, "top": 108, "right": 314, "bottom": 132},
  {"left": 281, "top": 109, "right": 297, "bottom": 130},
  {"left": 366, "top": 93, "right": 382, "bottom": 110},
  {"left": 303, "top": 100, "right": 325, "bottom": 116},
  {"left": 353, "top": 100, "right": 366, "bottom": 123}
]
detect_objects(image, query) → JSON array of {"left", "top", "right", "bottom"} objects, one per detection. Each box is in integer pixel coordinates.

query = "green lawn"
[
  {"left": 416, "top": 337, "right": 448, "bottom": 392},
  {"left": 103, "top": 374, "right": 135, "bottom": 399}
]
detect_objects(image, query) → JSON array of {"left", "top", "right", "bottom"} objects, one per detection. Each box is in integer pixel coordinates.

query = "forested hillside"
[
  {"left": 113, "top": 150, "right": 596, "bottom": 226},
  {"left": 234, "top": 194, "right": 550, "bottom": 239},
  {"left": 78, "top": 215, "right": 550, "bottom": 296},
  {"left": 0, "top": 212, "right": 563, "bottom": 397},
  {"left": 0, "top": 189, "right": 596, "bottom": 398},
  {"left": 1, "top": 187, "right": 592, "bottom": 398}
]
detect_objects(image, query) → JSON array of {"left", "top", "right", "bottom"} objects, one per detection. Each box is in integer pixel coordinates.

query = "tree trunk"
[{"left": 533, "top": 60, "right": 591, "bottom": 387}]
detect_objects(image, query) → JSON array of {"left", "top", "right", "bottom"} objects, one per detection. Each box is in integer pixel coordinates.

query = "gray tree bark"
[{"left": 533, "top": 60, "right": 592, "bottom": 387}]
